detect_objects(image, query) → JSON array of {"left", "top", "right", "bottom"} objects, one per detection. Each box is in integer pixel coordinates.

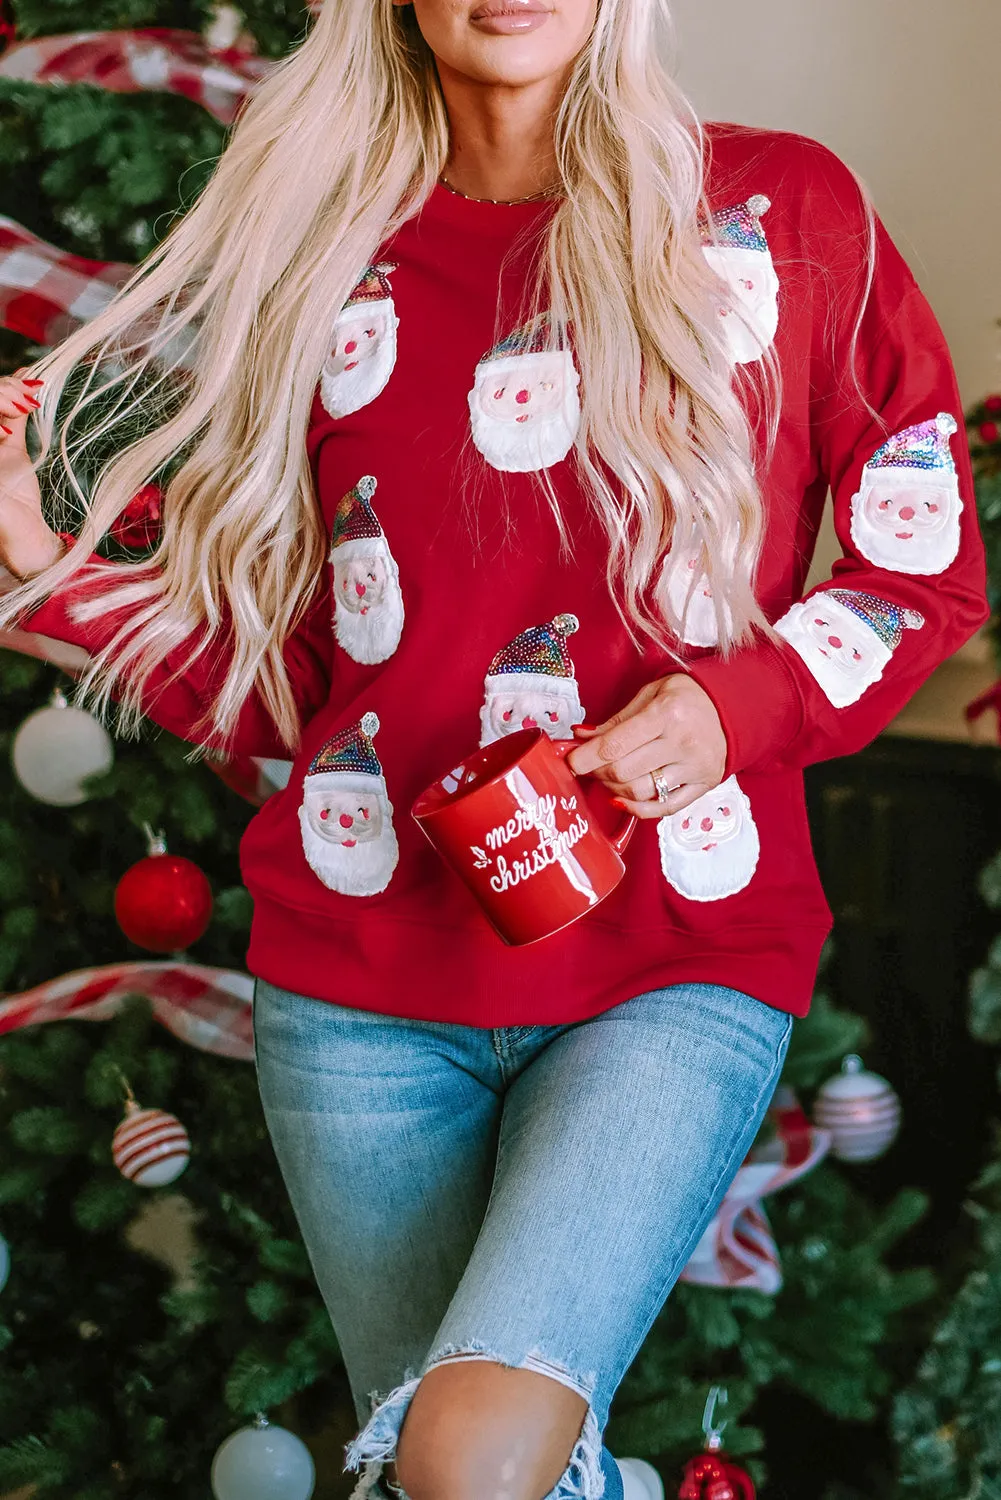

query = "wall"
[{"left": 670, "top": 0, "right": 1001, "bottom": 739}]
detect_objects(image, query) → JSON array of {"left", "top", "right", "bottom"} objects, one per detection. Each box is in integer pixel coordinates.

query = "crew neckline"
[{"left": 423, "top": 179, "right": 561, "bottom": 234}]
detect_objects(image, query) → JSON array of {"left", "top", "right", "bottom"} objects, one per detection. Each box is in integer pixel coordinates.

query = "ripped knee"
[{"left": 346, "top": 1347, "right": 603, "bottom": 1500}]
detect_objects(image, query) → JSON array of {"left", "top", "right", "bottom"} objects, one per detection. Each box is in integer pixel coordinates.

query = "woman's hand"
[
  {"left": 566, "top": 674, "right": 728, "bottom": 818},
  {"left": 0, "top": 370, "right": 62, "bottom": 580}
]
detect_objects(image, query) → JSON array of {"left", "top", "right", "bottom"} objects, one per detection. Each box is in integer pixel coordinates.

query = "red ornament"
[
  {"left": 679, "top": 1388, "right": 755, "bottom": 1500},
  {"left": 984, "top": 395, "right": 1001, "bottom": 414},
  {"left": 114, "top": 828, "right": 212, "bottom": 952},
  {"left": 110, "top": 483, "right": 163, "bottom": 550},
  {"left": 678, "top": 1455, "right": 755, "bottom": 1500},
  {"left": 0, "top": 0, "right": 15, "bottom": 54},
  {"left": 979, "top": 421, "right": 1000, "bottom": 445}
]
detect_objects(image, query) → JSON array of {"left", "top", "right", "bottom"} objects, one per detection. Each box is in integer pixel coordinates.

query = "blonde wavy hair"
[{"left": 3, "top": 0, "right": 772, "bottom": 752}]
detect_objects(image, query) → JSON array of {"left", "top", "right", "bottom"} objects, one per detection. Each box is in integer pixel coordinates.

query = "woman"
[{"left": 0, "top": 0, "right": 987, "bottom": 1496}]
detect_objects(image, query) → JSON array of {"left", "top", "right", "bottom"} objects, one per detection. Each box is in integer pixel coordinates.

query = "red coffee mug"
[{"left": 412, "top": 727, "right": 637, "bottom": 946}]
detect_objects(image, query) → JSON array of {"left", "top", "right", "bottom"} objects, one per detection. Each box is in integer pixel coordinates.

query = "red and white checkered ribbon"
[
  {"left": 0, "top": 215, "right": 132, "bottom": 348},
  {"left": 0, "top": 962, "right": 254, "bottom": 1059},
  {"left": 680, "top": 1086, "right": 831, "bottom": 1292},
  {"left": 0, "top": 29, "right": 275, "bottom": 126}
]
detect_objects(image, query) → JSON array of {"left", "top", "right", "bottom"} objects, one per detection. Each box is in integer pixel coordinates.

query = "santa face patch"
[
  {"left": 480, "top": 613, "right": 586, "bottom": 747},
  {"left": 329, "top": 475, "right": 404, "bottom": 664},
  {"left": 775, "top": 589, "right": 924, "bottom": 708},
  {"left": 661, "top": 539, "right": 732, "bottom": 648},
  {"left": 298, "top": 712, "right": 399, "bottom": 896},
  {"left": 850, "top": 413, "right": 962, "bottom": 575},
  {"left": 468, "top": 316, "right": 581, "bottom": 473},
  {"left": 658, "top": 776, "right": 759, "bottom": 902},
  {"left": 320, "top": 262, "right": 399, "bottom": 419},
  {"left": 700, "top": 195, "right": 779, "bottom": 366}
]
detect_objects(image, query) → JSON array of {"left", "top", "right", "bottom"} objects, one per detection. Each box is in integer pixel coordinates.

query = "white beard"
[
  {"left": 299, "top": 804, "right": 399, "bottom": 896},
  {"left": 333, "top": 561, "right": 405, "bottom": 665},
  {"left": 478, "top": 681, "right": 585, "bottom": 748},
  {"left": 658, "top": 777, "right": 759, "bottom": 902},
  {"left": 469, "top": 378, "right": 580, "bottom": 473},
  {"left": 320, "top": 311, "right": 398, "bottom": 419},
  {"left": 849, "top": 478, "right": 962, "bottom": 576},
  {"left": 702, "top": 245, "right": 780, "bottom": 366},
  {"left": 775, "top": 596, "right": 894, "bottom": 709}
]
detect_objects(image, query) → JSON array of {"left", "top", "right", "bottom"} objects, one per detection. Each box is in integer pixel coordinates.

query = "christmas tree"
[
  {"left": 0, "top": 3, "right": 944, "bottom": 1494},
  {"left": 890, "top": 403, "right": 1001, "bottom": 1498}
]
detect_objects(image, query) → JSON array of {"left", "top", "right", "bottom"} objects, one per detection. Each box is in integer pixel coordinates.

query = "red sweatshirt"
[{"left": 26, "top": 124, "right": 988, "bottom": 1024}]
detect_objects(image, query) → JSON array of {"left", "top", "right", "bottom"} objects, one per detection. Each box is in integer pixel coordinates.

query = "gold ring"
[{"left": 651, "top": 768, "right": 671, "bottom": 803}]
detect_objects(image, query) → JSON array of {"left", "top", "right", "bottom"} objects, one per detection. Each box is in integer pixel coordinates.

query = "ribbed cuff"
[{"left": 685, "top": 638, "right": 805, "bottom": 776}]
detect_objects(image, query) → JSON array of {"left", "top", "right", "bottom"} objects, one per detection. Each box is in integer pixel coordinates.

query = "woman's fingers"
[
  {"left": 0, "top": 374, "right": 42, "bottom": 438},
  {"left": 612, "top": 780, "right": 717, "bottom": 822},
  {"left": 567, "top": 699, "right": 662, "bottom": 777},
  {"left": 601, "top": 761, "right": 685, "bottom": 802}
]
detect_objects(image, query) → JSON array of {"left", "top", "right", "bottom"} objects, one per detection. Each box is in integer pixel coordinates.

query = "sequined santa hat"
[
  {"left": 826, "top": 590, "right": 925, "bottom": 651},
  {"left": 478, "top": 313, "right": 558, "bottom": 368},
  {"left": 305, "top": 712, "right": 385, "bottom": 795},
  {"left": 699, "top": 195, "right": 771, "bottom": 252},
  {"left": 864, "top": 412, "right": 958, "bottom": 477},
  {"left": 484, "top": 614, "right": 581, "bottom": 700},
  {"left": 330, "top": 475, "right": 389, "bottom": 563},
  {"left": 343, "top": 261, "right": 396, "bottom": 309}
]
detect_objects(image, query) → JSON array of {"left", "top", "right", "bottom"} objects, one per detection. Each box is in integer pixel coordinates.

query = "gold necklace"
[{"left": 438, "top": 172, "right": 561, "bottom": 206}]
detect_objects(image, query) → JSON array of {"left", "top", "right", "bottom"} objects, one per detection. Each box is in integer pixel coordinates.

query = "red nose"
[
  {"left": 339, "top": 813, "right": 353, "bottom": 829},
  {"left": 522, "top": 716, "right": 538, "bottom": 729},
  {"left": 515, "top": 389, "right": 530, "bottom": 404},
  {"left": 355, "top": 582, "right": 366, "bottom": 597},
  {"left": 828, "top": 635, "right": 842, "bottom": 649},
  {"left": 898, "top": 506, "right": 915, "bottom": 521},
  {"left": 700, "top": 817, "right": 714, "bottom": 832}
]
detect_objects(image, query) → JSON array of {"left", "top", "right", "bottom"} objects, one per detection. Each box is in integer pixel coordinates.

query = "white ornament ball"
[
  {"left": 212, "top": 1416, "right": 315, "bottom": 1500},
  {"left": 813, "top": 1054, "right": 902, "bottom": 1162},
  {"left": 0, "top": 1232, "right": 9, "bottom": 1293},
  {"left": 11, "top": 695, "right": 113, "bottom": 806},
  {"left": 112, "top": 1102, "right": 191, "bottom": 1188}
]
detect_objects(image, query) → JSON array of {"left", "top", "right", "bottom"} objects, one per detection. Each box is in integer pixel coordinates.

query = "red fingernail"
[
  {"left": 0, "top": 424, "right": 11, "bottom": 436},
  {"left": 610, "top": 797, "right": 628, "bottom": 809},
  {"left": 11, "top": 401, "right": 30, "bottom": 414},
  {"left": 24, "top": 396, "right": 40, "bottom": 407},
  {"left": 22, "top": 378, "right": 44, "bottom": 386}
]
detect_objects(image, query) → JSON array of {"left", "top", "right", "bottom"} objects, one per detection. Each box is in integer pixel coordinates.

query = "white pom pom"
[
  {"left": 357, "top": 475, "right": 378, "bottom": 499},
  {"left": 936, "top": 412, "right": 958, "bottom": 436},
  {"left": 360, "top": 712, "right": 380, "bottom": 738},
  {"left": 747, "top": 194, "right": 772, "bottom": 218},
  {"left": 553, "top": 613, "right": 579, "bottom": 636},
  {"left": 903, "top": 609, "right": 925, "bottom": 631}
]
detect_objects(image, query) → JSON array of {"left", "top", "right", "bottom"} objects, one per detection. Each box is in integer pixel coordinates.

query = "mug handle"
[{"left": 552, "top": 734, "right": 638, "bottom": 857}]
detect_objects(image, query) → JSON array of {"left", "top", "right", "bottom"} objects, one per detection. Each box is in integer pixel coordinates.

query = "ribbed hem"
[
  {"left": 245, "top": 892, "right": 829, "bottom": 1024},
  {"left": 686, "top": 640, "right": 805, "bottom": 777}
]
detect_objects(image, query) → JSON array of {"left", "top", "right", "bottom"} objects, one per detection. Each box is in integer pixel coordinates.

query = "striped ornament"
[
  {"left": 112, "top": 1102, "right": 191, "bottom": 1187},
  {"left": 813, "top": 1055, "right": 901, "bottom": 1163}
]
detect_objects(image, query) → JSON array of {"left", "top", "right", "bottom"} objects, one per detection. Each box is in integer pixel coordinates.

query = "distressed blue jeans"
[{"left": 252, "top": 980, "right": 792, "bottom": 1500}]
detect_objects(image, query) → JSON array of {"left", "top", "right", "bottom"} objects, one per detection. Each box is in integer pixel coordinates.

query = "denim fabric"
[{"left": 253, "top": 980, "right": 792, "bottom": 1498}]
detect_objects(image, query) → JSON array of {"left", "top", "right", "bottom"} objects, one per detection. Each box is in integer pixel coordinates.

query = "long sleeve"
[
  {"left": 22, "top": 560, "right": 333, "bottom": 758},
  {"left": 687, "top": 142, "right": 989, "bottom": 776}
]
